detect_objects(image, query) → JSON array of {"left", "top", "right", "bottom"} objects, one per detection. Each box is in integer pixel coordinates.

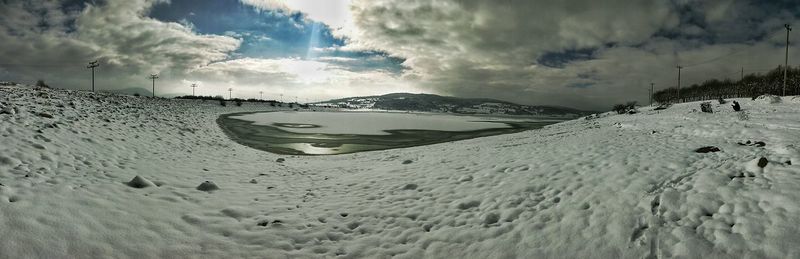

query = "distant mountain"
[
  {"left": 315, "top": 93, "right": 592, "bottom": 117},
  {"left": 102, "top": 87, "right": 153, "bottom": 96}
]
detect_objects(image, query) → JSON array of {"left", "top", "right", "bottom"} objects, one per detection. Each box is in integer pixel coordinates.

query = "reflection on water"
[
  {"left": 269, "top": 143, "right": 385, "bottom": 155},
  {"left": 218, "top": 111, "right": 562, "bottom": 155},
  {"left": 231, "top": 111, "right": 515, "bottom": 135},
  {"left": 273, "top": 123, "right": 321, "bottom": 129}
]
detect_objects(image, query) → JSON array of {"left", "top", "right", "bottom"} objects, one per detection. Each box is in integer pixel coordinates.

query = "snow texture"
[{"left": 1, "top": 84, "right": 800, "bottom": 258}]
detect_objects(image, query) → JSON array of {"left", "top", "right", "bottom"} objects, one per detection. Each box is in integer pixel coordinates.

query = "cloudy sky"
[{"left": 1, "top": 0, "right": 800, "bottom": 110}]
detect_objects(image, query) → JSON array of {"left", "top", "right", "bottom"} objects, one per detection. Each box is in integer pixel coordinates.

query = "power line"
[
  {"left": 148, "top": 74, "right": 159, "bottom": 97},
  {"left": 784, "top": 24, "right": 792, "bottom": 96},
  {"left": 87, "top": 60, "right": 99, "bottom": 92},
  {"left": 681, "top": 47, "right": 751, "bottom": 68},
  {"left": 676, "top": 65, "right": 682, "bottom": 101}
]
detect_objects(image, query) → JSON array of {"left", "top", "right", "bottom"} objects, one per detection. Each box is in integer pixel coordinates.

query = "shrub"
[
  {"left": 133, "top": 93, "right": 140, "bottom": 97},
  {"left": 235, "top": 100, "right": 243, "bottom": 106},
  {"left": 219, "top": 99, "right": 227, "bottom": 106},
  {"left": 717, "top": 98, "right": 727, "bottom": 104},
  {"left": 612, "top": 104, "right": 626, "bottom": 114},
  {"left": 612, "top": 101, "right": 637, "bottom": 114},
  {"left": 654, "top": 103, "right": 671, "bottom": 110},
  {"left": 700, "top": 102, "right": 713, "bottom": 113},
  {"left": 35, "top": 79, "right": 49, "bottom": 89}
]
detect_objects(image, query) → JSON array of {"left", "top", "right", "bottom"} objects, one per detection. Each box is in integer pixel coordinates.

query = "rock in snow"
[
  {"left": 126, "top": 175, "right": 155, "bottom": 188},
  {"left": 694, "top": 146, "right": 721, "bottom": 153},
  {"left": 37, "top": 112, "right": 54, "bottom": 118},
  {"left": 196, "top": 181, "right": 220, "bottom": 192},
  {"left": 757, "top": 157, "right": 769, "bottom": 168}
]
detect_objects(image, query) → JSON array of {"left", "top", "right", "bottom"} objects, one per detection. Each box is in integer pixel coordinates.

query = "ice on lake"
[
  {"left": 221, "top": 111, "right": 558, "bottom": 155},
  {"left": 231, "top": 111, "right": 515, "bottom": 135}
]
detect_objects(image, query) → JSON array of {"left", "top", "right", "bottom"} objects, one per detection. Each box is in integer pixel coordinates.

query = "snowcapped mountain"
[{"left": 315, "top": 93, "right": 592, "bottom": 117}]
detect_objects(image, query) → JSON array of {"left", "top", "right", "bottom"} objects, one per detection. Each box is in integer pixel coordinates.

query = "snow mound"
[{"left": 754, "top": 94, "right": 782, "bottom": 104}]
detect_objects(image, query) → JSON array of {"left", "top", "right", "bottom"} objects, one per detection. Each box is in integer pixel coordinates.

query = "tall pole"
[
  {"left": 190, "top": 83, "right": 197, "bottom": 96},
  {"left": 740, "top": 67, "right": 744, "bottom": 97},
  {"left": 677, "top": 66, "right": 683, "bottom": 102},
  {"left": 228, "top": 88, "right": 232, "bottom": 99},
  {"left": 87, "top": 60, "right": 99, "bottom": 92},
  {"left": 148, "top": 74, "right": 159, "bottom": 97},
  {"left": 784, "top": 24, "right": 792, "bottom": 96},
  {"left": 259, "top": 91, "right": 263, "bottom": 100}
]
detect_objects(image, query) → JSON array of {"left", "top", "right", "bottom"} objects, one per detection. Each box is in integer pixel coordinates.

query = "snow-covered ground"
[
  {"left": 1, "top": 85, "right": 800, "bottom": 258},
  {"left": 232, "top": 111, "right": 516, "bottom": 135}
]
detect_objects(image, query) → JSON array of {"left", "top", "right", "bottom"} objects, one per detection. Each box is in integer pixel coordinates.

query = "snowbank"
[
  {"left": 1, "top": 85, "right": 799, "bottom": 258},
  {"left": 754, "top": 94, "right": 782, "bottom": 104}
]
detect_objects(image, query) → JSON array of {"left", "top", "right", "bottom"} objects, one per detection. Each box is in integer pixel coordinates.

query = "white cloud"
[
  {"left": 340, "top": 0, "right": 800, "bottom": 109},
  {"left": 187, "top": 58, "right": 419, "bottom": 101},
  {"left": 239, "top": 0, "right": 355, "bottom": 35},
  {"left": 0, "top": 0, "right": 240, "bottom": 93},
  {"left": 4, "top": 0, "right": 800, "bottom": 110}
]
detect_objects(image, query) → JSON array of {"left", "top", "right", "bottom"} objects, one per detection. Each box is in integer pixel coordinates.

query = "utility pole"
[
  {"left": 228, "top": 88, "right": 232, "bottom": 99},
  {"left": 87, "top": 60, "right": 99, "bottom": 92},
  {"left": 676, "top": 65, "right": 683, "bottom": 102},
  {"left": 650, "top": 82, "right": 654, "bottom": 106},
  {"left": 259, "top": 91, "right": 263, "bottom": 100},
  {"left": 784, "top": 24, "right": 792, "bottom": 96},
  {"left": 190, "top": 83, "right": 198, "bottom": 96},
  {"left": 148, "top": 74, "right": 159, "bottom": 97},
  {"left": 739, "top": 67, "right": 744, "bottom": 97}
]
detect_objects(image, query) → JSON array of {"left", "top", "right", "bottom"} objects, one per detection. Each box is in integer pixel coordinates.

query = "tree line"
[{"left": 653, "top": 65, "right": 800, "bottom": 103}]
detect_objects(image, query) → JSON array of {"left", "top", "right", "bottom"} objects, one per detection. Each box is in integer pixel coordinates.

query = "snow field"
[{"left": 1, "top": 85, "right": 800, "bottom": 258}]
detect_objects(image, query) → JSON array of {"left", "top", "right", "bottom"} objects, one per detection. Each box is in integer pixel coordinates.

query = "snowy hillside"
[
  {"left": 1, "top": 85, "right": 800, "bottom": 258},
  {"left": 315, "top": 93, "right": 590, "bottom": 117}
]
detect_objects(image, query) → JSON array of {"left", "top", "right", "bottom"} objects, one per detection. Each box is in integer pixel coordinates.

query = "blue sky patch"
[
  {"left": 537, "top": 48, "right": 596, "bottom": 68},
  {"left": 566, "top": 82, "right": 594, "bottom": 89},
  {"left": 147, "top": 0, "right": 403, "bottom": 74}
]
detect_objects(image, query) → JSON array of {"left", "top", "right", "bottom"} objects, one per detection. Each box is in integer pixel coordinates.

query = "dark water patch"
[{"left": 217, "top": 112, "right": 561, "bottom": 155}]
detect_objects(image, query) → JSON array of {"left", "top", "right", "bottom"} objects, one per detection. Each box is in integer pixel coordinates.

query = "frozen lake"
[
  {"left": 219, "top": 111, "right": 561, "bottom": 155},
  {"left": 230, "top": 111, "right": 515, "bottom": 135}
]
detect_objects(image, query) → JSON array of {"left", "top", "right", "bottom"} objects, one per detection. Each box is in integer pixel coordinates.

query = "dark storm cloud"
[{"left": 348, "top": 0, "right": 800, "bottom": 110}]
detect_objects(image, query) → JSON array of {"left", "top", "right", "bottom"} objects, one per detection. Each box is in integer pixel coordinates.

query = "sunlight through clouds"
[{"left": 240, "top": 0, "right": 352, "bottom": 30}]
